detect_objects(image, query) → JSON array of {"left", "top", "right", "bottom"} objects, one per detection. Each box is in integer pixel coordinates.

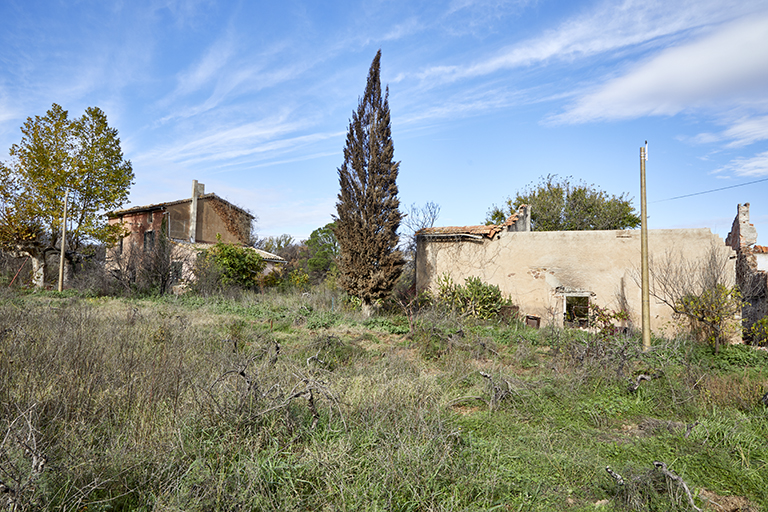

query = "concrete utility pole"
[
  {"left": 58, "top": 188, "right": 69, "bottom": 292},
  {"left": 640, "top": 142, "right": 651, "bottom": 351}
]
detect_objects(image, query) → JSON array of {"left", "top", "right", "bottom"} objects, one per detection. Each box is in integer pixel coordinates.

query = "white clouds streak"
[
  {"left": 174, "top": 33, "right": 236, "bottom": 97},
  {"left": 715, "top": 151, "right": 768, "bottom": 177},
  {"left": 419, "top": 0, "right": 760, "bottom": 85},
  {"left": 693, "top": 115, "right": 768, "bottom": 148},
  {"left": 554, "top": 13, "right": 768, "bottom": 123},
  {"left": 136, "top": 113, "right": 340, "bottom": 167}
]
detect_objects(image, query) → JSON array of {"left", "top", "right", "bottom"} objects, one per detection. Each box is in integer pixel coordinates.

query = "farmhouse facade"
[
  {"left": 106, "top": 180, "right": 284, "bottom": 280},
  {"left": 416, "top": 205, "right": 736, "bottom": 336}
]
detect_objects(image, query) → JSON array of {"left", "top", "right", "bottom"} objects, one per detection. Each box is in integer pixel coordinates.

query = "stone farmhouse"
[
  {"left": 106, "top": 180, "right": 284, "bottom": 283},
  {"left": 416, "top": 205, "right": 739, "bottom": 337}
]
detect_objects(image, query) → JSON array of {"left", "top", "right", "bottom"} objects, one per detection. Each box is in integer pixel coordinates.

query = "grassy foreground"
[{"left": 0, "top": 289, "right": 767, "bottom": 511}]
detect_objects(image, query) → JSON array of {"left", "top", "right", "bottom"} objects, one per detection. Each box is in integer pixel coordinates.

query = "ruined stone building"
[
  {"left": 106, "top": 180, "right": 284, "bottom": 281},
  {"left": 725, "top": 203, "right": 768, "bottom": 339},
  {"left": 416, "top": 205, "right": 736, "bottom": 336}
]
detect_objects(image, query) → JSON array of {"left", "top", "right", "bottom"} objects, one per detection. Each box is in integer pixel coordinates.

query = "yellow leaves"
[
  {"left": 675, "top": 284, "right": 741, "bottom": 348},
  {"left": 0, "top": 103, "right": 133, "bottom": 251}
]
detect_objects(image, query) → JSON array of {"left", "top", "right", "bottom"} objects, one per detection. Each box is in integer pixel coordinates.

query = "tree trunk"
[
  {"left": 62, "top": 257, "right": 74, "bottom": 288},
  {"left": 361, "top": 300, "right": 374, "bottom": 318},
  {"left": 30, "top": 256, "right": 45, "bottom": 288}
]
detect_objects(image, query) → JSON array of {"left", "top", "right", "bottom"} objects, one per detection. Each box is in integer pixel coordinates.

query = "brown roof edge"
[
  {"left": 417, "top": 205, "right": 528, "bottom": 239},
  {"left": 418, "top": 224, "right": 502, "bottom": 238},
  {"left": 106, "top": 193, "right": 254, "bottom": 219}
]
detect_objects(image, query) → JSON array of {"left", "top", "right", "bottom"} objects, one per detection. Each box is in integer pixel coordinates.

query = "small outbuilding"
[{"left": 416, "top": 205, "right": 737, "bottom": 337}]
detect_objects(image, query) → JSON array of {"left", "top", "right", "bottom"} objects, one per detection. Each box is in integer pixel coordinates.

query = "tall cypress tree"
[{"left": 334, "top": 50, "right": 404, "bottom": 317}]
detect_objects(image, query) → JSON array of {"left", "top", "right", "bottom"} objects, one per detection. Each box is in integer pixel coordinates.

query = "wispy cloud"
[
  {"left": 417, "top": 0, "right": 765, "bottom": 86},
  {"left": 135, "top": 111, "right": 341, "bottom": 167},
  {"left": 714, "top": 151, "right": 768, "bottom": 177},
  {"left": 551, "top": 13, "right": 768, "bottom": 123},
  {"left": 175, "top": 33, "right": 236, "bottom": 97},
  {"left": 693, "top": 115, "right": 768, "bottom": 148}
]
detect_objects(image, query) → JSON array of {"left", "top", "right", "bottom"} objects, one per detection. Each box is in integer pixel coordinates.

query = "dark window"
[
  {"left": 565, "top": 296, "right": 589, "bottom": 328},
  {"left": 148, "top": 211, "right": 154, "bottom": 223},
  {"left": 144, "top": 231, "right": 155, "bottom": 252}
]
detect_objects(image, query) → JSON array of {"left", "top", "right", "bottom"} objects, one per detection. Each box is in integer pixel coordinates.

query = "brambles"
[{"left": 589, "top": 303, "right": 630, "bottom": 337}]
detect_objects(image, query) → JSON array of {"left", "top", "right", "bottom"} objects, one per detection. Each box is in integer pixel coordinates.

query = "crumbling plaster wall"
[
  {"left": 167, "top": 203, "right": 191, "bottom": 240},
  {"left": 416, "top": 228, "right": 734, "bottom": 335},
  {"left": 166, "top": 198, "right": 249, "bottom": 244},
  {"left": 198, "top": 197, "right": 249, "bottom": 244},
  {"left": 109, "top": 209, "right": 164, "bottom": 253}
]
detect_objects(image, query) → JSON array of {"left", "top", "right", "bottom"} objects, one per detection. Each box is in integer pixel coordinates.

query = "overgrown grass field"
[{"left": 1, "top": 289, "right": 767, "bottom": 511}]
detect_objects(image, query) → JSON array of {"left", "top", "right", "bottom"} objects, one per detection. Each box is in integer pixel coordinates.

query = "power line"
[{"left": 653, "top": 176, "right": 768, "bottom": 203}]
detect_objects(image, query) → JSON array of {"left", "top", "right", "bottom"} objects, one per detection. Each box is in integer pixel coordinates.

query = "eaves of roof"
[
  {"left": 417, "top": 211, "right": 520, "bottom": 239},
  {"left": 418, "top": 224, "right": 503, "bottom": 238},
  {"left": 106, "top": 193, "right": 254, "bottom": 219}
]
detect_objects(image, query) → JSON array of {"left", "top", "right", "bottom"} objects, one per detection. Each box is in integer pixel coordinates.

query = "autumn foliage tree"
[
  {"left": 334, "top": 50, "right": 404, "bottom": 316},
  {"left": 0, "top": 104, "right": 133, "bottom": 287}
]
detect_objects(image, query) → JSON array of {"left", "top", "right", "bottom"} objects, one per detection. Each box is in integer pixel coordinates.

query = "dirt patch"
[
  {"left": 699, "top": 488, "right": 758, "bottom": 511},
  {"left": 451, "top": 404, "right": 483, "bottom": 415},
  {"left": 616, "top": 417, "right": 692, "bottom": 438}
]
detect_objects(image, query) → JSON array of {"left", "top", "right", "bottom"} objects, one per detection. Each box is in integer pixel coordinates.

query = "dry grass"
[{"left": 0, "top": 289, "right": 766, "bottom": 510}]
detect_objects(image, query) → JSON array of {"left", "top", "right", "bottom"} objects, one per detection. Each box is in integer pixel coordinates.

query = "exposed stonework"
[{"left": 725, "top": 203, "right": 768, "bottom": 339}]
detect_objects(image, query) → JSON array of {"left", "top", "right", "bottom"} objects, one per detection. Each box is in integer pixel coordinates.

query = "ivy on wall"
[{"left": 209, "top": 198, "right": 250, "bottom": 244}]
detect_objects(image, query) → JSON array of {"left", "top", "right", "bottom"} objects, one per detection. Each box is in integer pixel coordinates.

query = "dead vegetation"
[{"left": 0, "top": 289, "right": 765, "bottom": 510}]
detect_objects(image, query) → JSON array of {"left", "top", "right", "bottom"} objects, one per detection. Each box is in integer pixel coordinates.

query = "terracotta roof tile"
[
  {"left": 419, "top": 224, "right": 502, "bottom": 237},
  {"left": 417, "top": 211, "right": 521, "bottom": 239},
  {"left": 107, "top": 193, "right": 254, "bottom": 219},
  {"left": 754, "top": 245, "right": 768, "bottom": 254}
]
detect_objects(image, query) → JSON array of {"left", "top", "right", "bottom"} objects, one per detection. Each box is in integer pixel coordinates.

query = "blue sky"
[{"left": 2, "top": 0, "right": 768, "bottom": 242}]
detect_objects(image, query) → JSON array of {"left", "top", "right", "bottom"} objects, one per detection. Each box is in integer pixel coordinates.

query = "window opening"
[
  {"left": 144, "top": 231, "right": 155, "bottom": 252},
  {"left": 565, "top": 295, "right": 589, "bottom": 328}
]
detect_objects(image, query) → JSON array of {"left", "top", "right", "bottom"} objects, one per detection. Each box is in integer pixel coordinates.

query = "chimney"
[{"left": 189, "top": 180, "right": 205, "bottom": 242}]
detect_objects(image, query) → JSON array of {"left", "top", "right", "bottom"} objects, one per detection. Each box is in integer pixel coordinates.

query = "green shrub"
[
  {"left": 435, "top": 274, "right": 513, "bottom": 320},
  {"left": 674, "top": 284, "right": 741, "bottom": 353},
  {"left": 363, "top": 316, "right": 410, "bottom": 335},
  {"left": 197, "top": 239, "right": 266, "bottom": 289}
]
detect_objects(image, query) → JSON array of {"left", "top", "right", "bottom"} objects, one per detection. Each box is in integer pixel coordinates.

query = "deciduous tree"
[
  {"left": 486, "top": 175, "right": 640, "bottom": 231},
  {"left": 0, "top": 104, "right": 133, "bottom": 287},
  {"left": 334, "top": 50, "right": 404, "bottom": 316},
  {"left": 306, "top": 222, "right": 338, "bottom": 279},
  {"left": 647, "top": 243, "right": 740, "bottom": 354}
]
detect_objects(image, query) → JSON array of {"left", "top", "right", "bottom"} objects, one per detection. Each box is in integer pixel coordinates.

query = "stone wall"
[
  {"left": 416, "top": 227, "right": 735, "bottom": 337},
  {"left": 725, "top": 203, "right": 768, "bottom": 338}
]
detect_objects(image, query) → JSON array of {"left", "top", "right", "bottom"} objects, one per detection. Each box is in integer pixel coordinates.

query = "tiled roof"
[
  {"left": 417, "top": 211, "right": 520, "bottom": 239},
  {"left": 754, "top": 245, "right": 768, "bottom": 254},
  {"left": 107, "top": 193, "right": 254, "bottom": 219},
  {"left": 418, "top": 224, "right": 503, "bottom": 238}
]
